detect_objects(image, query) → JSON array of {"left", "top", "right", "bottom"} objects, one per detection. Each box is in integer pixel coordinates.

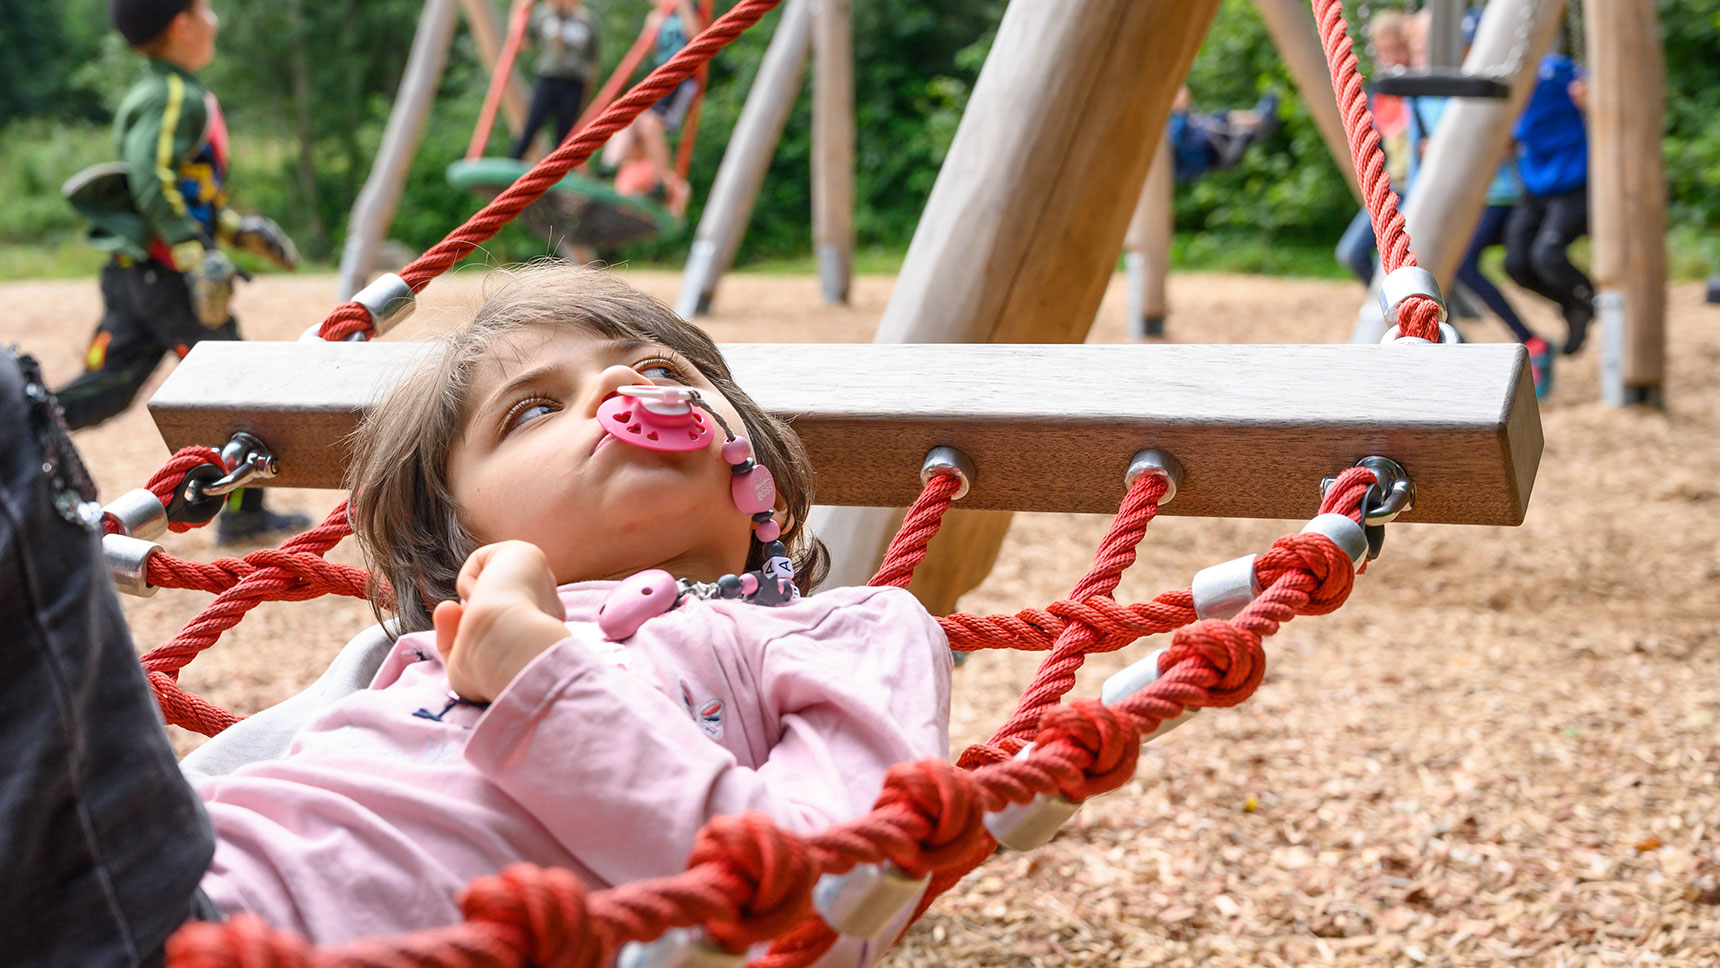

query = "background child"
[
  {"left": 2, "top": 265, "right": 952, "bottom": 965},
  {"left": 508, "top": 0, "right": 600, "bottom": 160},
  {"left": 1166, "top": 85, "right": 1280, "bottom": 183},
  {"left": 1504, "top": 51, "right": 1595, "bottom": 356},
  {"left": 1402, "top": 10, "right": 1553, "bottom": 398},
  {"left": 603, "top": 0, "right": 702, "bottom": 214},
  {"left": 56, "top": 0, "right": 305, "bottom": 544}
]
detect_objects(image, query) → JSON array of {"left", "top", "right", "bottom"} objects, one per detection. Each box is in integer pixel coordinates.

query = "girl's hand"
[{"left": 432, "top": 541, "right": 569, "bottom": 704}]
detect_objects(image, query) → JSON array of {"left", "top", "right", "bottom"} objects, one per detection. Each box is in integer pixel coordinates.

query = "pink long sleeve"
[
  {"left": 197, "top": 582, "right": 951, "bottom": 955},
  {"left": 464, "top": 584, "right": 953, "bottom": 884}
]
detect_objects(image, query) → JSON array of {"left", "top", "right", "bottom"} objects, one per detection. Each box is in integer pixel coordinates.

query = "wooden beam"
[
  {"left": 675, "top": 0, "right": 813, "bottom": 317},
  {"left": 457, "top": 0, "right": 529, "bottom": 137},
  {"left": 336, "top": 0, "right": 462, "bottom": 300},
  {"left": 1349, "top": 0, "right": 1567, "bottom": 342},
  {"left": 1585, "top": 0, "right": 1666, "bottom": 406},
  {"left": 1250, "top": 0, "right": 1362, "bottom": 201},
  {"left": 811, "top": 0, "right": 854, "bottom": 305},
  {"left": 150, "top": 341, "right": 1541, "bottom": 526},
  {"left": 1123, "top": 133, "right": 1173, "bottom": 338}
]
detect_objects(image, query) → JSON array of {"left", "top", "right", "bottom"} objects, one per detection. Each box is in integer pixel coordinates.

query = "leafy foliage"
[{"left": 1, "top": 0, "right": 1717, "bottom": 277}]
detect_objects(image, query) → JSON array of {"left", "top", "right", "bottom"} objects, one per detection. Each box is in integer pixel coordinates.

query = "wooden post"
[
  {"left": 1585, "top": 0, "right": 1666, "bottom": 407},
  {"left": 1251, "top": 0, "right": 1362, "bottom": 201},
  {"left": 457, "top": 0, "right": 529, "bottom": 137},
  {"left": 1349, "top": 0, "right": 1567, "bottom": 342},
  {"left": 675, "top": 0, "right": 813, "bottom": 318},
  {"left": 1123, "top": 133, "right": 1173, "bottom": 338},
  {"left": 811, "top": 0, "right": 1222, "bottom": 607},
  {"left": 811, "top": 0, "right": 854, "bottom": 305},
  {"left": 336, "top": 0, "right": 461, "bottom": 300}
]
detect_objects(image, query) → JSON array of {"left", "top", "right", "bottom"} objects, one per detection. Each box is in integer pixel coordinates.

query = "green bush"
[{"left": 4, "top": 0, "right": 1717, "bottom": 281}]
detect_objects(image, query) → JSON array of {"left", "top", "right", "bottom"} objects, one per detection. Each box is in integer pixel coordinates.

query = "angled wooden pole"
[
  {"left": 458, "top": 0, "right": 530, "bottom": 137},
  {"left": 811, "top": 0, "right": 854, "bottom": 305},
  {"left": 1349, "top": 0, "right": 1567, "bottom": 342},
  {"left": 1251, "top": 0, "right": 1362, "bottom": 201},
  {"left": 811, "top": 0, "right": 1222, "bottom": 609},
  {"left": 1123, "top": 132, "right": 1173, "bottom": 338},
  {"left": 336, "top": 0, "right": 461, "bottom": 300},
  {"left": 1585, "top": 0, "right": 1666, "bottom": 407},
  {"left": 675, "top": 0, "right": 813, "bottom": 318}
]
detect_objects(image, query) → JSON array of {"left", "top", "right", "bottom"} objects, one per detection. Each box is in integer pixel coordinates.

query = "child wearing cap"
[{"left": 56, "top": 0, "right": 308, "bottom": 543}]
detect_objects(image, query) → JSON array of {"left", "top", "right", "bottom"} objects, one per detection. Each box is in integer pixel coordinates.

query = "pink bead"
[
  {"left": 754, "top": 519, "right": 780, "bottom": 542},
  {"left": 740, "top": 572, "right": 759, "bottom": 595},
  {"left": 721, "top": 438, "right": 752, "bottom": 464},
  {"left": 731, "top": 465, "right": 777, "bottom": 514},
  {"left": 598, "top": 569, "right": 678, "bottom": 640},
  {"left": 597, "top": 394, "right": 712, "bottom": 452}
]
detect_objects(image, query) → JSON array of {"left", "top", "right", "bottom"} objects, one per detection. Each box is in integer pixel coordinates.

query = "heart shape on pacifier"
[{"left": 597, "top": 386, "right": 713, "bottom": 452}]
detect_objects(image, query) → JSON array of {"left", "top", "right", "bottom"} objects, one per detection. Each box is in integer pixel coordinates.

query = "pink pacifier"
[{"left": 597, "top": 385, "right": 713, "bottom": 452}]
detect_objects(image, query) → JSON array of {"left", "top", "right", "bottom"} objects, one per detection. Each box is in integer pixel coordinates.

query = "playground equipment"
[
  {"left": 1365, "top": 0, "right": 1516, "bottom": 98},
  {"left": 1121, "top": 0, "right": 1366, "bottom": 340},
  {"left": 82, "top": 0, "right": 1567, "bottom": 962},
  {"left": 674, "top": 0, "right": 858, "bottom": 317},
  {"left": 1347, "top": 0, "right": 1667, "bottom": 409},
  {"left": 449, "top": 0, "right": 708, "bottom": 255},
  {"left": 338, "top": 0, "right": 711, "bottom": 293}
]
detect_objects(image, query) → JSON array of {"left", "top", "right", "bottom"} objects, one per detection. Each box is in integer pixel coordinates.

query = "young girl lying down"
[{"left": 0, "top": 265, "right": 952, "bottom": 968}]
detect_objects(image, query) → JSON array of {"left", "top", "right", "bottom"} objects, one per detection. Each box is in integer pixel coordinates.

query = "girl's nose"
[{"left": 585, "top": 364, "right": 659, "bottom": 414}]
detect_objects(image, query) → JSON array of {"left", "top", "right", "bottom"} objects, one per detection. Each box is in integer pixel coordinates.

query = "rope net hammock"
[{"left": 97, "top": 0, "right": 1450, "bottom": 963}]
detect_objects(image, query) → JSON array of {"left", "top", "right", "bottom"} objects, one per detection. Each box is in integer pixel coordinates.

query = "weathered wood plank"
[{"left": 150, "top": 341, "right": 1541, "bottom": 525}]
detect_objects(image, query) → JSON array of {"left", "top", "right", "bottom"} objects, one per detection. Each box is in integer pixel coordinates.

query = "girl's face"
[{"left": 447, "top": 327, "right": 757, "bottom": 587}]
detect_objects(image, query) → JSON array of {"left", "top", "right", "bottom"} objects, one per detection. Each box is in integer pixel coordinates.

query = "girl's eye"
[
  {"left": 503, "top": 398, "right": 558, "bottom": 434},
  {"left": 636, "top": 359, "right": 687, "bottom": 383}
]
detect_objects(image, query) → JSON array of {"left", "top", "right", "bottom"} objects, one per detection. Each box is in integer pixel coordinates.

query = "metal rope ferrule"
[
  {"left": 103, "top": 488, "right": 168, "bottom": 541},
  {"left": 104, "top": 533, "right": 160, "bottom": 597},
  {"left": 813, "top": 862, "right": 930, "bottom": 938},
  {"left": 351, "top": 272, "right": 416, "bottom": 337},
  {"left": 920, "top": 446, "right": 976, "bottom": 501},
  {"left": 1125, "top": 449, "right": 1184, "bottom": 505},
  {"left": 1192, "top": 554, "right": 1263, "bottom": 621},
  {"left": 616, "top": 927, "right": 743, "bottom": 968}
]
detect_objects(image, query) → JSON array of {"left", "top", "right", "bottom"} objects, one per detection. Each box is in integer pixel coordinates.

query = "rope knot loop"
[
  {"left": 1162, "top": 619, "right": 1266, "bottom": 708},
  {"left": 460, "top": 863, "right": 603, "bottom": 968},
  {"left": 165, "top": 914, "right": 314, "bottom": 968},
  {"left": 688, "top": 813, "right": 816, "bottom": 951},
  {"left": 872, "top": 759, "right": 986, "bottom": 872},
  {"left": 1264, "top": 532, "right": 1356, "bottom": 615},
  {"left": 1031, "top": 699, "right": 1140, "bottom": 801}
]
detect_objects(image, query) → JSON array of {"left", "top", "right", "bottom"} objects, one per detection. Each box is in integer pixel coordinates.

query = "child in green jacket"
[{"left": 58, "top": 0, "right": 306, "bottom": 543}]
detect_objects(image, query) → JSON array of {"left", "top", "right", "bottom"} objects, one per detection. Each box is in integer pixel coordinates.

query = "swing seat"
[
  {"left": 447, "top": 157, "right": 682, "bottom": 249},
  {"left": 1371, "top": 67, "right": 1510, "bottom": 99}
]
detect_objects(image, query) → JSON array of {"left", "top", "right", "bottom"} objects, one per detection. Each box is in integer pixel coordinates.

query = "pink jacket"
[{"left": 196, "top": 582, "right": 952, "bottom": 958}]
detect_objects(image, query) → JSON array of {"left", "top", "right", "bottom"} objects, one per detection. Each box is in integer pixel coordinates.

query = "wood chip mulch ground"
[{"left": 5, "top": 268, "right": 1714, "bottom": 966}]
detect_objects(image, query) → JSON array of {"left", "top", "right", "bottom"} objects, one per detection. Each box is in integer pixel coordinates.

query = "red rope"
[
  {"left": 317, "top": 0, "right": 781, "bottom": 341},
  {"left": 1309, "top": 0, "right": 1444, "bottom": 341},
  {"left": 977, "top": 472, "right": 1170, "bottom": 757},
  {"left": 141, "top": 504, "right": 359, "bottom": 736},
  {"left": 165, "top": 484, "right": 1368, "bottom": 967},
  {"left": 869, "top": 474, "right": 963, "bottom": 589},
  {"left": 151, "top": 3, "right": 1418, "bottom": 956},
  {"left": 103, "top": 446, "right": 224, "bottom": 535}
]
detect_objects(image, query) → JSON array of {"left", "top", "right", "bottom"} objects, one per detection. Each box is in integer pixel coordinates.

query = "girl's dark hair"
[{"left": 346, "top": 263, "right": 826, "bottom": 634}]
